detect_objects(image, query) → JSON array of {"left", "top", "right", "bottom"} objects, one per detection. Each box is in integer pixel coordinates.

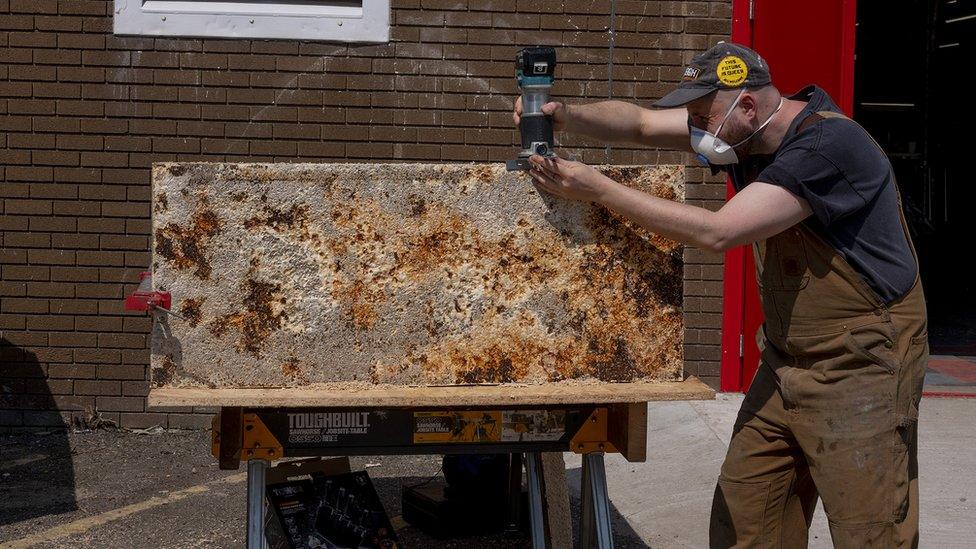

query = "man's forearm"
[
  {"left": 597, "top": 176, "right": 725, "bottom": 253},
  {"left": 565, "top": 101, "right": 649, "bottom": 144}
]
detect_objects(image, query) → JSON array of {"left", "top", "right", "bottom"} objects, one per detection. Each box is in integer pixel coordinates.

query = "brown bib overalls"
[{"left": 709, "top": 111, "right": 929, "bottom": 548}]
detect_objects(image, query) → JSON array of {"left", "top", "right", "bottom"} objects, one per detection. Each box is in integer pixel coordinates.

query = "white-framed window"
[{"left": 113, "top": 0, "right": 389, "bottom": 42}]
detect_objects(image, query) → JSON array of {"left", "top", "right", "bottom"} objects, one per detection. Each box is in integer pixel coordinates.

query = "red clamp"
[{"left": 125, "top": 271, "right": 178, "bottom": 317}]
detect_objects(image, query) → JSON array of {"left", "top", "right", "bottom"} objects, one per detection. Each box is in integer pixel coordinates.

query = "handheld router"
[{"left": 506, "top": 47, "right": 557, "bottom": 172}]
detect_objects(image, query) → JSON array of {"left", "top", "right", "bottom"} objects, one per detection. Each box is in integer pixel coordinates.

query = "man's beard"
[{"left": 726, "top": 120, "right": 760, "bottom": 158}]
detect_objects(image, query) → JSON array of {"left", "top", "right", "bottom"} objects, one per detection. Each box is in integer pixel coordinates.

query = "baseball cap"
[{"left": 653, "top": 41, "right": 772, "bottom": 108}]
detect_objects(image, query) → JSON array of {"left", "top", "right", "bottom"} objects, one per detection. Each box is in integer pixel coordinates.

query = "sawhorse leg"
[
  {"left": 506, "top": 452, "right": 524, "bottom": 534},
  {"left": 246, "top": 459, "right": 269, "bottom": 549},
  {"left": 580, "top": 452, "right": 613, "bottom": 548},
  {"left": 525, "top": 452, "right": 546, "bottom": 548}
]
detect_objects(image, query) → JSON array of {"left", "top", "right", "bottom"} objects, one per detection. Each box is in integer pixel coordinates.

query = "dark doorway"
[{"left": 854, "top": 0, "right": 976, "bottom": 357}]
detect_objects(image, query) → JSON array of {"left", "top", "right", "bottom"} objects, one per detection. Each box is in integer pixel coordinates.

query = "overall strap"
[{"left": 794, "top": 110, "right": 920, "bottom": 272}]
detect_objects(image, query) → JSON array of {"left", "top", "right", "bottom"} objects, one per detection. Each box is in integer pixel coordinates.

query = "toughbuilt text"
[{"left": 288, "top": 412, "right": 370, "bottom": 430}]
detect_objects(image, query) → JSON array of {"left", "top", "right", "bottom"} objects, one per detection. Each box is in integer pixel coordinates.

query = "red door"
[{"left": 721, "top": 0, "right": 857, "bottom": 392}]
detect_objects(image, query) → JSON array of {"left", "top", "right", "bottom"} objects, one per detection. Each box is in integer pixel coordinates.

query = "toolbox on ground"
[{"left": 264, "top": 457, "right": 400, "bottom": 549}]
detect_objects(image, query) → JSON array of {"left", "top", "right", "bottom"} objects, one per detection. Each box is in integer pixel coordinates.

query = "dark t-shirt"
[{"left": 715, "top": 85, "right": 917, "bottom": 304}]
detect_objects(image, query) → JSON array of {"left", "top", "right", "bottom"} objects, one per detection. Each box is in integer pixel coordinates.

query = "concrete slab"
[
  {"left": 150, "top": 163, "right": 685, "bottom": 389},
  {"left": 915, "top": 398, "right": 976, "bottom": 547}
]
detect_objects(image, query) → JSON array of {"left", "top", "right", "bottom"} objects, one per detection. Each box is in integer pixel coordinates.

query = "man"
[{"left": 513, "top": 42, "right": 927, "bottom": 548}]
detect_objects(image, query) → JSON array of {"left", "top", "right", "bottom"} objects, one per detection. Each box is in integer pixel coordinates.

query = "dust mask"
[{"left": 690, "top": 89, "right": 784, "bottom": 165}]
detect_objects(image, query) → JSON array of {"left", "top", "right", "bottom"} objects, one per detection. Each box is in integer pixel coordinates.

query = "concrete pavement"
[{"left": 566, "top": 393, "right": 975, "bottom": 548}]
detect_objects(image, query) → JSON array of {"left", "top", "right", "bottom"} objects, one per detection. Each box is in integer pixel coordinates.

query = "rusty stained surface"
[{"left": 150, "top": 162, "right": 685, "bottom": 390}]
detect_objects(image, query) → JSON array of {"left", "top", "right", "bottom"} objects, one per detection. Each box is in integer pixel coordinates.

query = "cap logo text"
[{"left": 716, "top": 55, "right": 748, "bottom": 87}]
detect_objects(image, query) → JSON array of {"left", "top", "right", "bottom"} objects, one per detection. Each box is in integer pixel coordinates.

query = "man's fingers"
[
  {"left": 529, "top": 154, "right": 559, "bottom": 170},
  {"left": 531, "top": 164, "right": 555, "bottom": 182},
  {"left": 529, "top": 166, "right": 553, "bottom": 185},
  {"left": 529, "top": 168, "right": 550, "bottom": 185},
  {"left": 530, "top": 168, "right": 562, "bottom": 195},
  {"left": 544, "top": 155, "right": 559, "bottom": 172}
]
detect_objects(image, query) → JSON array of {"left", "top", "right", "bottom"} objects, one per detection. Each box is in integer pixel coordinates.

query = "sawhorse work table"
[{"left": 149, "top": 378, "right": 714, "bottom": 548}]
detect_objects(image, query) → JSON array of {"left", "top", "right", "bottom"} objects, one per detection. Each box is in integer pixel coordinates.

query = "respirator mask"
[{"left": 690, "top": 88, "right": 784, "bottom": 165}]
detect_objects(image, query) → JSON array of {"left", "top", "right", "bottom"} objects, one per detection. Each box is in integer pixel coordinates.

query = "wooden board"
[
  {"left": 608, "top": 402, "right": 649, "bottom": 462},
  {"left": 148, "top": 376, "right": 714, "bottom": 408}
]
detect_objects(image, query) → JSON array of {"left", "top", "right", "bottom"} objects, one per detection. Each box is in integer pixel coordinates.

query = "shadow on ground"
[
  {"left": 372, "top": 460, "right": 646, "bottom": 548},
  {"left": 0, "top": 338, "right": 79, "bottom": 526}
]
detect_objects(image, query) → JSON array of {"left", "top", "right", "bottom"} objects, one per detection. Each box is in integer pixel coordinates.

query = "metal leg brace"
[
  {"left": 525, "top": 452, "right": 547, "bottom": 549},
  {"left": 580, "top": 452, "right": 613, "bottom": 549},
  {"left": 246, "top": 459, "right": 269, "bottom": 549}
]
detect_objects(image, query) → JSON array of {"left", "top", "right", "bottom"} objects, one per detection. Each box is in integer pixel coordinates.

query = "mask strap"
[
  {"left": 713, "top": 88, "right": 746, "bottom": 139},
  {"left": 729, "top": 96, "right": 785, "bottom": 149}
]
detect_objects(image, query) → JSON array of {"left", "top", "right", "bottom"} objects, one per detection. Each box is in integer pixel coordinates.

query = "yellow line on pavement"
[
  {"left": 1, "top": 472, "right": 247, "bottom": 549},
  {"left": 0, "top": 455, "right": 48, "bottom": 471}
]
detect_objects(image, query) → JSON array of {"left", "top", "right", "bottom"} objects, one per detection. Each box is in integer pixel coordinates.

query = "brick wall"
[{"left": 0, "top": 0, "right": 731, "bottom": 431}]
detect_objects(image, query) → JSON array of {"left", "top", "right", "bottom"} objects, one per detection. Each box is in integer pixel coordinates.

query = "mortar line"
[{"left": 605, "top": 0, "right": 618, "bottom": 164}]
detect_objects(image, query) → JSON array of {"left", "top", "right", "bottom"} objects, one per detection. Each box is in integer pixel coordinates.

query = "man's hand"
[
  {"left": 513, "top": 97, "right": 570, "bottom": 132},
  {"left": 527, "top": 154, "right": 612, "bottom": 203}
]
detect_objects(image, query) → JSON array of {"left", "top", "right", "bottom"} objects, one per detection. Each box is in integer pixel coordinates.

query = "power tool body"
[{"left": 506, "top": 47, "right": 557, "bottom": 172}]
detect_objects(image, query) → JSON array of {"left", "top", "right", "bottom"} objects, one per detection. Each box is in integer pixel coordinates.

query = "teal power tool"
[{"left": 506, "top": 47, "right": 557, "bottom": 172}]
